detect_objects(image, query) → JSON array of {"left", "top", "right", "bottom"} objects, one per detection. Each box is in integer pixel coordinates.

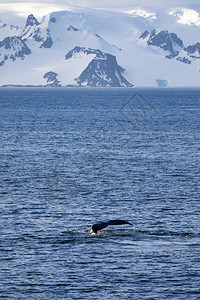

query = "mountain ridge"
[{"left": 0, "top": 7, "right": 199, "bottom": 87}]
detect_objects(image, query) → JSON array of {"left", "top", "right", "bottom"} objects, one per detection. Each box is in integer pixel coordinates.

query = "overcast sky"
[
  {"left": 0, "top": 0, "right": 199, "bottom": 25},
  {"left": 0, "top": 0, "right": 199, "bottom": 9}
]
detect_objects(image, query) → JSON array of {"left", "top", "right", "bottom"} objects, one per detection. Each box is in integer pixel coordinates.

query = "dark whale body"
[{"left": 91, "top": 219, "right": 133, "bottom": 234}]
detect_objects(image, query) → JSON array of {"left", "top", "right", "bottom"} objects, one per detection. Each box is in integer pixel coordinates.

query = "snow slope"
[{"left": 0, "top": 6, "right": 199, "bottom": 87}]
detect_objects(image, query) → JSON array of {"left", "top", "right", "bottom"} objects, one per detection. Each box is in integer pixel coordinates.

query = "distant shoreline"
[{"left": 0, "top": 85, "right": 200, "bottom": 89}]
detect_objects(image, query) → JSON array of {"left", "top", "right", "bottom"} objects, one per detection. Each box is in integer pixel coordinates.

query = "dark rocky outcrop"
[
  {"left": 176, "top": 57, "right": 191, "bottom": 64},
  {"left": 50, "top": 17, "right": 56, "bottom": 23},
  {"left": 139, "top": 29, "right": 196, "bottom": 65},
  {"left": 43, "top": 71, "right": 61, "bottom": 87},
  {"left": 67, "top": 25, "right": 79, "bottom": 31},
  {"left": 40, "top": 35, "right": 53, "bottom": 48},
  {"left": 25, "top": 14, "right": 39, "bottom": 27},
  {"left": 140, "top": 30, "right": 149, "bottom": 40},
  {"left": 184, "top": 42, "right": 200, "bottom": 59},
  {"left": 140, "top": 29, "right": 184, "bottom": 53},
  {"left": 65, "top": 46, "right": 104, "bottom": 60},
  {"left": 0, "top": 36, "right": 31, "bottom": 66},
  {"left": 22, "top": 15, "right": 53, "bottom": 49},
  {"left": 65, "top": 47, "right": 133, "bottom": 87}
]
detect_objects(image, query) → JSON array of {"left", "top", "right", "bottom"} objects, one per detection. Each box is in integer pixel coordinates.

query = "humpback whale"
[{"left": 90, "top": 219, "right": 133, "bottom": 234}]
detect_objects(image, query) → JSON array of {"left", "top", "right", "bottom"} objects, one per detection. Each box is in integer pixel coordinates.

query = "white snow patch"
[
  {"left": 124, "top": 8, "right": 157, "bottom": 19},
  {"left": 169, "top": 8, "right": 200, "bottom": 26},
  {"left": 0, "top": 6, "right": 200, "bottom": 87}
]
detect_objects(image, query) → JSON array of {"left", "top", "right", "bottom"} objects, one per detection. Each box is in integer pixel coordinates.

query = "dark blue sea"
[{"left": 0, "top": 88, "right": 200, "bottom": 299}]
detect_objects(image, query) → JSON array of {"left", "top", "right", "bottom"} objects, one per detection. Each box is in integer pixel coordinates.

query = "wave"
[
  {"left": 136, "top": 229, "right": 200, "bottom": 238},
  {"left": 5, "top": 229, "right": 198, "bottom": 248},
  {"left": 60, "top": 228, "right": 200, "bottom": 239}
]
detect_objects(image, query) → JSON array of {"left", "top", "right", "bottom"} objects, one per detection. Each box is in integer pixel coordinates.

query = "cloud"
[
  {"left": 1, "top": 0, "right": 200, "bottom": 9},
  {"left": 0, "top": 2, "right": 70, "bottom": 24},
  {"left": 0, "top": 0, "right": 199, "bottom": 25}
]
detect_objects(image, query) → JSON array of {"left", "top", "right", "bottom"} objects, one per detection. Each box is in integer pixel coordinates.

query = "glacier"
[{"left": 0, "top": 7, "right": 199, "bottom": 87}]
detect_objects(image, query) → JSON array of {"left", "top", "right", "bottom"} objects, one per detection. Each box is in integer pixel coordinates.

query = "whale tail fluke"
[
  {"left": 106, "top": 220, "right": 133, "bottom": 227},
  {"left": 91, "top": 219, "right": 133, "bottom": 234}
]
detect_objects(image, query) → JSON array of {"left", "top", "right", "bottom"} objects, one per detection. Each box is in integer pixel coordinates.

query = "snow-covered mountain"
[{"left": 0, "top": 7, "right": 200, "bottom": 87}]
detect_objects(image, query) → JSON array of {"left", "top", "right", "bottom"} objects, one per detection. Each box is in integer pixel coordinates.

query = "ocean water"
[{"left": 0, "top": 88, "right": 200, "bottom": 299}]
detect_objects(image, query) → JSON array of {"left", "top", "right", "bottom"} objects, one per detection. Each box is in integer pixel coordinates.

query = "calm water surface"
[{"left": 0, "top": 88, "right": 200, "bottom": 299}]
